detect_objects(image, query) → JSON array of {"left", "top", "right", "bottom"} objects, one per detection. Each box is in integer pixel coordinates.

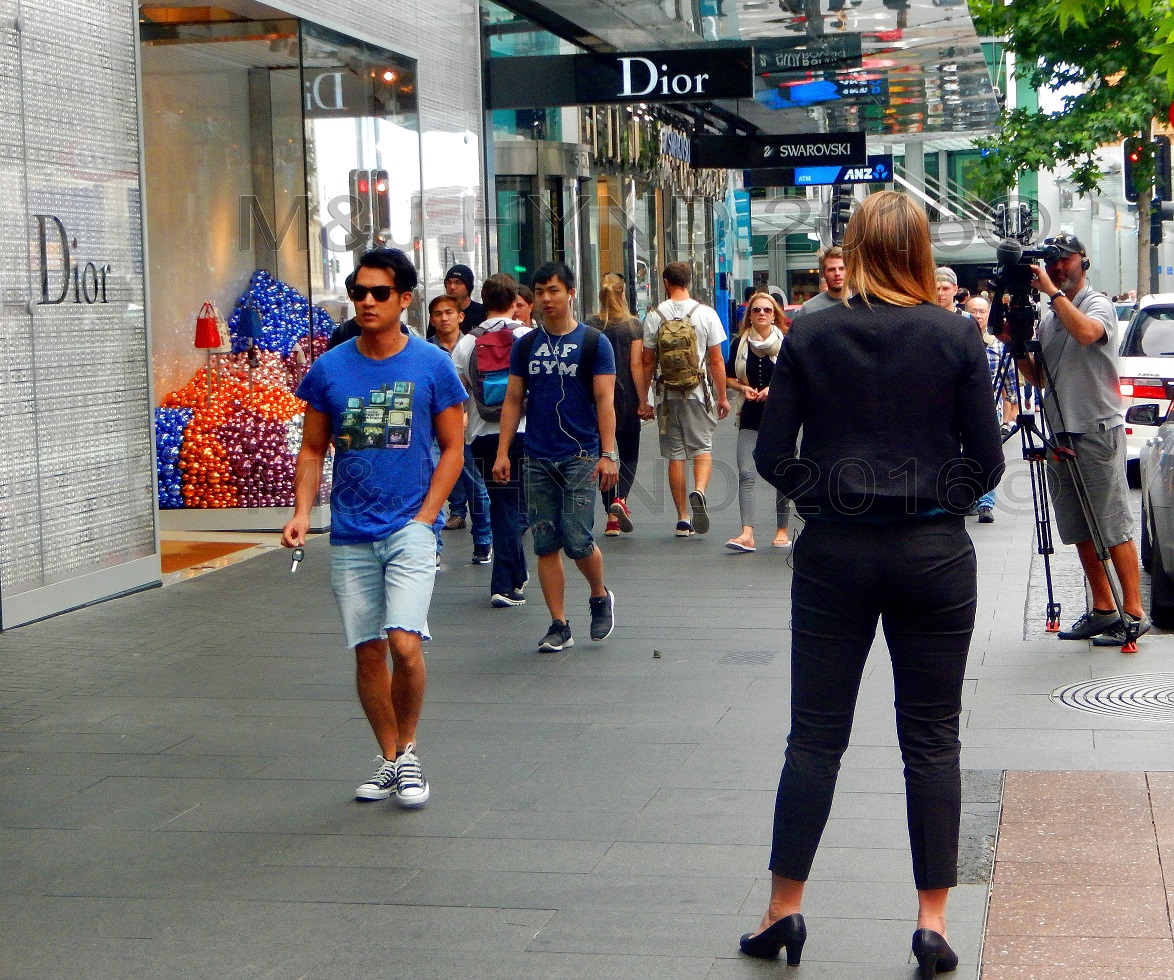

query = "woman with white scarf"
[{"left": 725, "top": 293, "right": 791, "bottom": 552}]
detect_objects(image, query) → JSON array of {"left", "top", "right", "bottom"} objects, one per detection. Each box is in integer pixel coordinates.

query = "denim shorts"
[
  {"left": 330, "top": 520, "right": 437, "bottom": 648},
  {"left": 523, "top": 455, "right": 597, "bottom": 559}
]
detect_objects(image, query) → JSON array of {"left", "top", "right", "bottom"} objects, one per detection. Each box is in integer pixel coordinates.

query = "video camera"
[{"left": 988, "top": 204, "right": 1060, "bottom": 357}]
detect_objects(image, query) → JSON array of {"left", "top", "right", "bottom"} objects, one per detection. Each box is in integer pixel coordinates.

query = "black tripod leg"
[{"left": 1027, "top": 454, "right": 1061, "bottom": 631}]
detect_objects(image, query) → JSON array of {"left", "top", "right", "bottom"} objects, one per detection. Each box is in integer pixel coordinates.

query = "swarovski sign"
[
  {"left": 485, "top": 47, "right": 753, "bottom": 110},
  {"left": 692, "top": 132, "right": 867, "bottom": 170}
]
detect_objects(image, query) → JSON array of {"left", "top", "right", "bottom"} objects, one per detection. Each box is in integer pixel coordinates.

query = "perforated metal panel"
[{"left": 0, "top": 0, "right": 157, "bottom": 624}]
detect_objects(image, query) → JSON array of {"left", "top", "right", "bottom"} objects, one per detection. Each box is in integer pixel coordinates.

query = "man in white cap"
[{"left": 935, "top": 267, "right": 963, "bottom": 313}]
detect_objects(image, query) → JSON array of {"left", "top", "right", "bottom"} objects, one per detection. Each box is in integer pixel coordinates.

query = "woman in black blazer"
[{"left": 741, "top": 191, "right": 1004, "bottom": 978}]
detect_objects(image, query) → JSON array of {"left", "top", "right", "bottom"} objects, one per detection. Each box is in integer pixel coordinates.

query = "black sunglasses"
[
  {"left": 749, "top": 305, "right": 774, "bottom": 313},
  {"left": 348, "top": 284, "right": 395, "bottom": 302}
]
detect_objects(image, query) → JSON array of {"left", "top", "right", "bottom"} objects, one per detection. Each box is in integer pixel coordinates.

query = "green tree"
[{"left": 971, "top": 0, "right": 1168, "bottom": 202}]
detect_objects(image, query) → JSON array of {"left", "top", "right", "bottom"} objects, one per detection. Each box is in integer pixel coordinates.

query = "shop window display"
[{"left": 140, "top": 6, "right": 421, "bottom": 514}]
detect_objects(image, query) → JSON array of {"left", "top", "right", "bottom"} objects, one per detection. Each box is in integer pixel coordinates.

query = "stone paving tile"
[
  {"left": 994, "top": 860, "right": 1165, "bottom": 887},
  {"left": 987, "top": 883, "right": 1171, "bottom": 938},
  {"left": 983, "top": 935, "right": 1174, "bottom": 967},
  {"left": 982, "top": 968, "right": 1174, "bottom": 980}
]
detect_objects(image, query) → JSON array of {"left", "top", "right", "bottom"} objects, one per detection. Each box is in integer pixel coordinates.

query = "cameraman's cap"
[
  {"left": 935, "top": 267, "right": 958, "bottom": 286},
  {"left": 444, "top": 264, "right": 475, "bottom": 290},
  {"left": 1047, "top": 233, "right": 1086, "bottom": 257}
]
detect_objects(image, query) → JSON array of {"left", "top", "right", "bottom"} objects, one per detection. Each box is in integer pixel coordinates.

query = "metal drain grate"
[
  {"left": 1051, "top": 673, "right": 1174, "bottom": 723},
  {"left": 718, "top": 651, "right": 777, "bottom": 666}
]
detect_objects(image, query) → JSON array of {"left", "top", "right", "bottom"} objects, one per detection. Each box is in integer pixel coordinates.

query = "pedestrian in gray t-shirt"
[{"left": 793, "top": 246, "right": 846, "bottom": 320}]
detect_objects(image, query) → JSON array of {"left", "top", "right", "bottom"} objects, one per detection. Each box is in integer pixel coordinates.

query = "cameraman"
[{"left": 1013, "top": 234, "right": 1148, "bottom": 646}]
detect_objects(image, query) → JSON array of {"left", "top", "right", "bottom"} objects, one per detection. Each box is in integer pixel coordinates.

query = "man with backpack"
[
  {"left": 493, "top": 261, "right": 618, "bottom": 652},
  {"left": 452, "top": 274, "right": 533, "bottom": 607},
  {"left": 638, "top": 261, "right": 730, "bottom": 536}
]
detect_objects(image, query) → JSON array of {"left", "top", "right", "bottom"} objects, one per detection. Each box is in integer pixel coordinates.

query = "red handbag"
[{"left": 194, "top": 302, "right": 221, "bottom": 349}]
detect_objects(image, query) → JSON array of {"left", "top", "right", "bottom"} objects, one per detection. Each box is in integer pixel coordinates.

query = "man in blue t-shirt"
[
  {"left": 493, "top": 261, "right": 619, "bottom": 653},
  {"left": 283, "top": 247, "right": 467, "bottom": 809}
]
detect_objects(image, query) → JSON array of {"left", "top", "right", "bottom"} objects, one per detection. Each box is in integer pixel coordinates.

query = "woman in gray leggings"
[{"left": 725, "top": 293, "right": 791, "bottom": 552}]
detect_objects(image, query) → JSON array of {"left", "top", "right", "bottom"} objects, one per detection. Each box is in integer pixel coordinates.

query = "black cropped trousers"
[{"left": 769, "top": 516, "right": 977, "bottom": 891}]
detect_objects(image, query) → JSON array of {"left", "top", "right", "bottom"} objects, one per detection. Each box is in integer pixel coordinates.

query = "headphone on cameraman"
[{"left": 1046, "top": 235, "right": 1090, "bottom": 272}]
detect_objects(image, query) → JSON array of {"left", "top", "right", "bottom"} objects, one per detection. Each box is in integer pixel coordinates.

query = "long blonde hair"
[
  {"left": 594, "top": 273, "right": 632, "bottom": 326},
  {"left": 738, "top": 291, "right": 789, "bottom": 339},
  {"left": 843, "top": 191, "right": 937, "bottom": 308}
]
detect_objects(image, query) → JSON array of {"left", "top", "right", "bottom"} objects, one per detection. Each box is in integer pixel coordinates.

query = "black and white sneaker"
[
  {"left": 675, "top": 520, "right": 694, "bottom": 537},
  {"left": 394, "top": 743, "right": 429, "bottom": 807},
  {"left": 471, "top": 543, "right": 493, "bottom": 564},
  {"left": 538, "top": 620, "right": 574, "bottom": 652},
  {"left": 355, "top": 755, "right": 397, "bottom": 801},
  {"left": 589, "top": 590, "right": 615, "bottom": 641},
  {"left": 491, "top": 589, "right": 527, "bottom": 607},
  {"left": 688, "top": 489, "right": 709, "bottom": 534}
]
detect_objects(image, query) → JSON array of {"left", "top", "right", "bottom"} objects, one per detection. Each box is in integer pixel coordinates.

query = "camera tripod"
[{"left": 992, "top": 341, "right": 1140, "bottom": 652}]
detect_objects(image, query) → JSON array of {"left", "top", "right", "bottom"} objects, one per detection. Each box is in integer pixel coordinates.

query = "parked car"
[
  {"left": 1138, "top": 403, "right": 1174, "bottom": 625},
  {"left": 1119, "top": 293, "right": 1174, "bottom": 486}
]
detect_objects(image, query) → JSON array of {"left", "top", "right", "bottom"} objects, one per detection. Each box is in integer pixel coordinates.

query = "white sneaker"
[
  {"left": 395, "top": 743, "right": 430, "bottom": 807},
  {"left": 355, "top": 755, "right": 397, "bottom": 801}
]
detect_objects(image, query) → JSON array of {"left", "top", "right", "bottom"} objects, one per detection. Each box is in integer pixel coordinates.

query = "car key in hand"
[{"left": 290, "top": 547, "right": 305, "bottom": 573}]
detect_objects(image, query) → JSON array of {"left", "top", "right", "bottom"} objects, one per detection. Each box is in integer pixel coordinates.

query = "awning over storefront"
[{"left": 492, "top": 0, "right": 1000, "bottom": 141}]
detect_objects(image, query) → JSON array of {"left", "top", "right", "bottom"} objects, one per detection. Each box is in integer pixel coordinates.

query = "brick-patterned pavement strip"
[{"left": 2, "top": 424, "right": 1173, "bottom": 979}]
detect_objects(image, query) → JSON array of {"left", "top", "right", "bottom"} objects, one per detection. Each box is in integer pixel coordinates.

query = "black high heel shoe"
[
  {"left": 739, "top": 912, "right": 806, "bottom": 965},
  {"left": 912, "top": 928, "right": 958, "bottom": 979}
]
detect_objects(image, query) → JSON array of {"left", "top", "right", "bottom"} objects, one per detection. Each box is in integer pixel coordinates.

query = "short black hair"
[
  {"left": 532, "top": 261, "right": 576, "bottom": 291},
  {"left": 356, "top": 247, "right": 418, "bottom": 293},
  {"left": 743, "top": 286, "right": 756, "bottom": 301}
]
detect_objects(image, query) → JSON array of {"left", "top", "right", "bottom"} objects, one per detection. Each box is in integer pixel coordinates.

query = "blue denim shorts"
[
  {"left": 523, "top": 455, "right": 597, "bottom": 560},
  {"left": 329, "top": 520, "right": 437, "bottom": 648}
]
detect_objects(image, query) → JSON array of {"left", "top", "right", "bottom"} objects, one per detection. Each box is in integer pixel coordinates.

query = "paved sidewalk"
[{"left": 3, "top": 423, "right": 1174, "bottom": 979}]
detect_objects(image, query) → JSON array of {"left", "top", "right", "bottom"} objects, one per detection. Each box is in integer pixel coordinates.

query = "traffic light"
[
  {"left": 828, "top": 196, "right": 853, "bottom": 246},
  {"left": 1124, "top": 136, "right": 1144, "bottom": 203},
  {"left": 371, "top": 169, "right": 391, "bottom": 240},
  {"left": 1152, "top": 199, "right": 1174, "bottom": 246},
  {"left": 348, "top": 168, "right": 372, "bottom": 249},
  {"left": 1155, "top": 136, "right": 1171, "bottom": 202}
]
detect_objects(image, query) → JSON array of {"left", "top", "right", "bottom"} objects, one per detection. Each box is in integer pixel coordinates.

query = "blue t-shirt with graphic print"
[
  {"left": 297, "top": 336, "right": 468, "bottom": 545},
  {"left": 509, "top": 322, "right": 615, "bottom": 461}
]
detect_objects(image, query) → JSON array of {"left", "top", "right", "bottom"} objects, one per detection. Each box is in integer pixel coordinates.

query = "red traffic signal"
[{"left": 1124, "top": 136, "right": 1144, "bottom": 203}]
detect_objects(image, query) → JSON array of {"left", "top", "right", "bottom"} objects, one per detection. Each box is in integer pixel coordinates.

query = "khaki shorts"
[
  {"left": 1047, "top": 426, "right": 1134, "bottom": 548},
  {"left": 657, "top": 398, "right": 717, "bottom": 461}
]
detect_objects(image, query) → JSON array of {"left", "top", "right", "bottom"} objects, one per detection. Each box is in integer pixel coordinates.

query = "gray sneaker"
[
  {"left": 1057, "top": 609, "right": 1119, "bottom": 640},
  {"left": 539, "top": 620, "right": 574, "bottom": 652},
  {"left": 589, "top": 590, "right": 615, "bottom": 641},
  {"left": 1091, "top": 614, "right": 1152, "bottom": 647},
  {"left": 688, "top": 489, "right": 710, "bottom": 534}
]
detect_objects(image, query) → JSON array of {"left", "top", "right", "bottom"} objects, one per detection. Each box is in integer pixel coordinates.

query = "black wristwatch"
[{"left": 1048, "top": 291, "right": 1063, "bottom": 303}]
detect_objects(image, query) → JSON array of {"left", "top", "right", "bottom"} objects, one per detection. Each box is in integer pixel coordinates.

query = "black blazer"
[{"left": 754, "top": 297, "right": 1004, "bottom": 516}]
